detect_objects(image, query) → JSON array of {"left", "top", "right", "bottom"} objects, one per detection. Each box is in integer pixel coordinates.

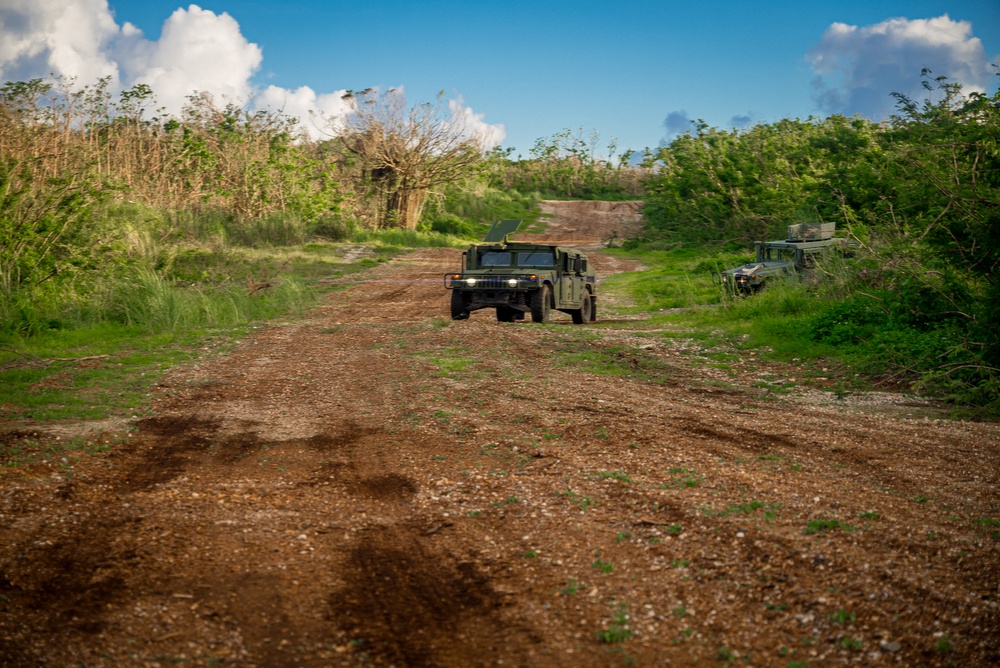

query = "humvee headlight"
[
  {"left": 465, "top": 278, "right": 477, "bottom": 287},
  {"left": 507, "top": 278, "right": 518, "bottom": 287}
]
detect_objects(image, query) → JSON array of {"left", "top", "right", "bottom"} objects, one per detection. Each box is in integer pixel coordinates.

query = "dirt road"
[{"left": 2, "top": 201, "right": 998, "bottom": 667}]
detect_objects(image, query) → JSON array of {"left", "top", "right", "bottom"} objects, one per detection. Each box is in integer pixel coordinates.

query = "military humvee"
[
  {"left": 444, "top": 219, "right": 597, "bottom": 323},
  {"left": 721, "top": 223, "right": 855, "bottom": 295}
]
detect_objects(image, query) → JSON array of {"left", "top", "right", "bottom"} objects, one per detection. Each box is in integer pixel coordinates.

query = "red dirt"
[{"left": 1, "top": 200, "right": 998, "bottom": 667}]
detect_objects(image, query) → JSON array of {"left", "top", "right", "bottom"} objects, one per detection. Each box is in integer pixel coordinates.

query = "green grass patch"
[
  {"left": 664, "top": 466, "right": 703, "bottom": 488},
  {"left": 559, "top": 489, "right": 594, "bottom": 511},
  {"left": 830, "top": 609, "right": 856, "bottom": 625},
  {"left": 546, "top": 335, "right": 677, "bottom": 383},
  {"left": 599, "top": 246, "right": 733, "bottom": 311},
  {"left": 0, "top": 325, "right": 216, "bottom": 423},
  {"left": 0, "top": 241, "right": 388, "bottom": 428},
  {"left": 593, "top": 558, "right": 615, "bottom": 573},
  {"left": 973, "top": 518, "right": 1000, "bottom": 540},
  {"left": 596, "top": 605, "right": 633, "bottom": 644},
  {"left": 803, "top": 517, "right": 856, "bottom": 535}
]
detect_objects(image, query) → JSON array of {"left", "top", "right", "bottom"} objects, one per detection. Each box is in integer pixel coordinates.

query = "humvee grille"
[{"left": 476, "top": 276, "right": 512, "bottom": 289}]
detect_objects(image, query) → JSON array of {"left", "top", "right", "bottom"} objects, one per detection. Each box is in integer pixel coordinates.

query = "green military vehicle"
[
  {"left": 721, "top": 223, "right": 855, "bottom": 295},
  {"left": 444, "top": 219, "right": 597, "bottom": 323}
]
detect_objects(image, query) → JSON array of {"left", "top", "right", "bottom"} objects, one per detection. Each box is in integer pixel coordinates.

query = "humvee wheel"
[
  {"left": 530, "top": 285, "right": 551, "bottom": 322},
  {"left": 571, "top": 293, "right": 592, "bottom": 325},
  {"left": 450, "top": 291, "right": 469, "bottom": 320}
]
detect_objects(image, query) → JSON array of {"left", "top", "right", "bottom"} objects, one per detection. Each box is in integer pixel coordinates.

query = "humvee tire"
[
  {"left": 571, "top": 293, "right": 592, "bottom": 324},
  {"left": 530, "top": 285, "right": 551, "bottom": 322},
  {"left": 450, "top": 290, "right": 469, "bottom": 320}
]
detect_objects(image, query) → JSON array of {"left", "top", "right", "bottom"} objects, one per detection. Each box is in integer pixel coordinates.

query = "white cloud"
[
  {"left": 114, "top": 5, "right": 262, "bottom": 115},
  {"left": 255, "top": 84, "right": 354, "bottom": 139},
  {"left": 448, "top": 97, "right": 506, "bottom": 149},
  {"left": 807, "top": 14, "right": 998, "bottom": 118},
  {"left": 0, "top": 0, "right": 120, "bottom": 84},
  {"left": 0, "top": 0, "right": 505, "bottom": 146}
]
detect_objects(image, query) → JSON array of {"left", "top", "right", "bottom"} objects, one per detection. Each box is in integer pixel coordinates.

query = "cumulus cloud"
[
  {"left": 0, "top": 0, "right": 120, "bottom": 84},
  {"left": 114, "top": 5, "right": 262, "bottom": 115},
  {"left": 0, "top": 0, "right": 261, "bottom": 115},
  {"left": 0, "top": 0, "right": 505, "bottom": 145},
  {"left": 807, "top": 14, "right": 998, "bottom": 118},
  {"left": 449, "top": 97, "right": 507, "bottom": 149},
  {"left": 255, "top": 84, "right": 354, "bottom": 139}
]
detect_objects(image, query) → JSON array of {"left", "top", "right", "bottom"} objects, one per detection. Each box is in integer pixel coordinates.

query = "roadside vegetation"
[
  {"left": 627, "top": 72, "right": 1000, "bottom": 416},
  {"left": 2, "top": 70, "right": 998, "bottom": 426}
]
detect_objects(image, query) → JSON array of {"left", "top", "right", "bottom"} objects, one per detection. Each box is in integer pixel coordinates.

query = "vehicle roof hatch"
[{"left": 483, "top": 219, "right": 522, "bottom": 242}]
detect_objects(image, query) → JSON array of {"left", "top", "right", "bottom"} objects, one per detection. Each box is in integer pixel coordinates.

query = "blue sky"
[{"left": 2, "top": 1, "right": 998, "bottom": 157}]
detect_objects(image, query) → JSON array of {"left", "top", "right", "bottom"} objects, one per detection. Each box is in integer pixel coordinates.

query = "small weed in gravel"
[
  {"left": 559, "top": 579, "right": 582, "bottom": 596},
  {"left": 803, "top": 517, "right": 855, "bottom": 535},
  {"left": 559, "top": 489, "right": 594, "bottom": 511},
  {"left": 593, "top": 558, "right": 615, "bottom": 574},
  {"left": 721, "top": 500, "right": 781, "bottom": 522},
  {"left": 597, "top": 606, "right": 633, "bottom": 644},
  {"left": 830, "top": 609, "right": 856, "bottom": 625},
  {"left": 664, "top": 466, "right": 703, "bottom": 488},
  {"left": 973, "top": 518, "right": 1000, "bottom": 540}
]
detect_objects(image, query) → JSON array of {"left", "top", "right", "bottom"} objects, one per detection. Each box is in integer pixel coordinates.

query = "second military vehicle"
[
  {"left": 721, "top": 223, "right": 855, "bottom": 295},
  {"left": 444, "top": 220, "right": 597, "bottom": 323}
]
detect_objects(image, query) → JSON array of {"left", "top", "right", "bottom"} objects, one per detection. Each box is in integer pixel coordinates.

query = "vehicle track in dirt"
[{"left": 1, "top": 200, "right": 998, "bottom": 667}]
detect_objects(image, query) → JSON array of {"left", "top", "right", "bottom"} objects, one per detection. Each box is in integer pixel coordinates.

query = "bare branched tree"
[{"left": 337, "top": 89, "right": 487, "bottom": 229}]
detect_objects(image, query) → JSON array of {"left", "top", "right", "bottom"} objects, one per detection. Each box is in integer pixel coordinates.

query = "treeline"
[
  {"left": 483, "top": 128, "right": 644, "bottom": 200},
  {"left": 639, "top": 73, "right": 999, "bottom": 413},
  {"left": 0, "top": 77, "right": 642, "bottom": 337}
]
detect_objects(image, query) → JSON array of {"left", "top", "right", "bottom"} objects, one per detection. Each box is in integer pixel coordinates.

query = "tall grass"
[
  {"left": 600, "top": 246, "right": 735, "bottom": 311},
  {"left": 93, "top": 266, "right": 315, "bottom": 332}
]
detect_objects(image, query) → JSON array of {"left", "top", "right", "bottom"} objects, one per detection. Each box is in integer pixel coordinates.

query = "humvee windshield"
[
  {"left": 480, "top": 251, "right": 511, "bottom": 266},
  {"left": 517, "top": 251, "right": 555, "bottom": 267},
  {"left": 478, "top": 250, "right": 556, "bottom": 268},
  {"left": 757, "top": 246, "right": 797, "bottom": 263}
]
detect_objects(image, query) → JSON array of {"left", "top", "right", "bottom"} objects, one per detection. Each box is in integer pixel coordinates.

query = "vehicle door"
[
  {"left": 562, "top": 253, "right": 586, "bottom": 307},
  {"left": 555, "top": 252, "right": 575, "bottom": 307}
]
